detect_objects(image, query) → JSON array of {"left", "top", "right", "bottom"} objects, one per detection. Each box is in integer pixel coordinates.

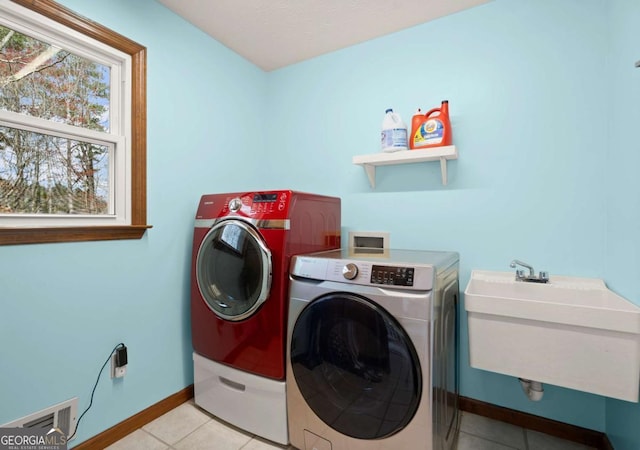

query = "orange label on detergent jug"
[{"left": 413, "top": 118, "right": 445, "bottom": 147}]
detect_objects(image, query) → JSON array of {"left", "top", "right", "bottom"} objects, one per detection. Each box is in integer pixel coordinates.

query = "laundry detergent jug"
[{"left": 410, "top": 100, "right": 452, "bottom": 149}]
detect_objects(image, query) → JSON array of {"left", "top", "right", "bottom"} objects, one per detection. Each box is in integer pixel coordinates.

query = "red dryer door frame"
[{"left": 195, "top": 219, "right": 272, "bottom": 321}]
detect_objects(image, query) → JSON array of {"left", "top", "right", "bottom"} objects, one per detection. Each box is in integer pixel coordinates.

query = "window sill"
[{"left": 0, "top": 225, "right": 152, "bottom": 245}]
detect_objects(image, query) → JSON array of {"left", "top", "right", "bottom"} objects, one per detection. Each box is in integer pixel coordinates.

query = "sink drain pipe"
[{"left": 519, "top": 378, "right": 544, "bottom": 401}]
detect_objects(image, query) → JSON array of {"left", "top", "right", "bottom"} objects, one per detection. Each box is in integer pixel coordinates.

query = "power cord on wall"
[{"left": 67, "top": 343, "right": 125, "bottom": 441}]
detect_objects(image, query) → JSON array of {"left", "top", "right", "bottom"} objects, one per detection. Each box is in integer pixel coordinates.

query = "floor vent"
[{"left": 1, "top": 398, "right": 78, "bottom": 439}]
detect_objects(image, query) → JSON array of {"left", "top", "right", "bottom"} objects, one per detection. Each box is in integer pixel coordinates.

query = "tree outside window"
[{"left": 0, "top": 26, "right": 111, "bottom": 215}]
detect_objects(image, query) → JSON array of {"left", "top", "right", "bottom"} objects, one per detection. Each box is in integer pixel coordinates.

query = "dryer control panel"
[
  {"left": 226, "top": 192, "right": 289, "bottom": 216},
  {"left": 195, "top": 190, "right": 291, "bottom": 221}
]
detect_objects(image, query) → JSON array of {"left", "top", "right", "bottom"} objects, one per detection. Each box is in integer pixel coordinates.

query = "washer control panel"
[
  {"left": 371, "top": 265, "right": 414, "bottom": 286},
  {"left": 291, "top": 255, "right": 434, "bottom": 291}
]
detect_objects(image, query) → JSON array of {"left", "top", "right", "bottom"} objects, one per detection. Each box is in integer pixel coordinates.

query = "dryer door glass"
[
  {"left": 290, "top": 293, "right": 422, "bottom": 439},
  {"left": 196, "top": 220, "right": 272, "bottom": 321}
]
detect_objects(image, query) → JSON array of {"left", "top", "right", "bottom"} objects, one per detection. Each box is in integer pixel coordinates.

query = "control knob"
[
  {"left": 342, "top": 263, "right": 358, "bottom": 280},
  {"left": 229, "top": 198, "right": 242, "bottom": 212}
]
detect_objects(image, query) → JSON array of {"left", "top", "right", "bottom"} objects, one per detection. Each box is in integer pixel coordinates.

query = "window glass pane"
[
  {"left": 0, "top": 125, "right": 109, "bottom": 215},
  {"left": 0, "top": 25, "right": 110, "bottom": 131}
]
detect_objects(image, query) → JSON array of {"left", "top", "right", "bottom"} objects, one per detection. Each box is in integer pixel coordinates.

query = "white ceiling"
[{"left": 156, "top": 0, "right": 490, "bottom": 72}]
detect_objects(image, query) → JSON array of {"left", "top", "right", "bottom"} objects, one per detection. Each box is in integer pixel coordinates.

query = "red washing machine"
[{"left": 191, "top": 190, "right": 340, "bottom": 445}]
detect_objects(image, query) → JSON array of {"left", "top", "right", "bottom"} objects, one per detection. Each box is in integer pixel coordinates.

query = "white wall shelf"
[{"left": 352, "top": 145, "right": 458, "bottom": 188}]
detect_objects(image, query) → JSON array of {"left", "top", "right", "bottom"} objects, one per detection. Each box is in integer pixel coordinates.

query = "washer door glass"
[
  {"left": 290, "top": 293, "right": 422, "bottom": 439},
  {"left": 196, "top": 219, "right": 272, "bottom": 321}
]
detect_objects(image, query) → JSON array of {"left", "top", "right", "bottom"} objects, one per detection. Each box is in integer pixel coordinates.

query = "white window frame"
[
  {"left": 0, "top": 0, "right": 148, "bottom": 245},
  {"left": 0, "top": 0, "right": 131, "bottom": 227}
]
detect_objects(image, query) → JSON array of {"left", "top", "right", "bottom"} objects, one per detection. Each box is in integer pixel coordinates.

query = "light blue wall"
[
  {"left": 604, "top": 0, "right": 640, "bottom": 449},
  {"left": 266, "top": 0, "right": 610, "bottom": 431},
  {"left": 3, "top": 0, "right": 639, "bottom": 447},
  {"left": 0, "top": 0, "right": 266, "bottom": 446}
]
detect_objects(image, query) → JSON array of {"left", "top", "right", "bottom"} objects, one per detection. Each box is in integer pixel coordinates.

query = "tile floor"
[{"left": 106, "top": 400, "right": 597, "bottom": 450}]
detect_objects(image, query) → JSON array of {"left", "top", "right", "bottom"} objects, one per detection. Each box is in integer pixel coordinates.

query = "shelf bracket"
[
  {"left": 440, "top": 157, "right": 448, "bottom": 185},
  {"left": 363, "top": 164, "right": 376, "bottom": 188}
]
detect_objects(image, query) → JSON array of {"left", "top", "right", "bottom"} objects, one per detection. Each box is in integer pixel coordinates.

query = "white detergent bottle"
[{"left": 381, "top": 108, "right": 408, "bottom": 152}]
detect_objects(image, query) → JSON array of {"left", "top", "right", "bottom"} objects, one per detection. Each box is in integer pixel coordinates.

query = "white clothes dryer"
[{"left": 287, "top": 249, "right": 460, "bottom": 450}]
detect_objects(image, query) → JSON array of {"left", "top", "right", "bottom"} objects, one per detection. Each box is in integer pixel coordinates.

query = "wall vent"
[
  {"left": 1, "top": 398, "right": 78, "bottom": 439},
  {"left": 348, "top": 231, "right": 390, "bottom": 256}
]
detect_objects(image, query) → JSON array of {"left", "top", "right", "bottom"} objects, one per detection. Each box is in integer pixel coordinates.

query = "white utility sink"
[{"left": 465, "top": 270, "right": 640, "bottom": 402}]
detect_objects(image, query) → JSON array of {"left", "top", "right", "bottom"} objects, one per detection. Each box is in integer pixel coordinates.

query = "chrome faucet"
[{"left": 510, "top": 259, "right": 549, "bottom": 283}]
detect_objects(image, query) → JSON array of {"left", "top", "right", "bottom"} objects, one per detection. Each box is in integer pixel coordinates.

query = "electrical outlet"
[
  {"left": 110, "top": 354, "right": 127, "bottom": 378},
  {"left": 115, "top": 364, "right": 127, "bottom": 378}
]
